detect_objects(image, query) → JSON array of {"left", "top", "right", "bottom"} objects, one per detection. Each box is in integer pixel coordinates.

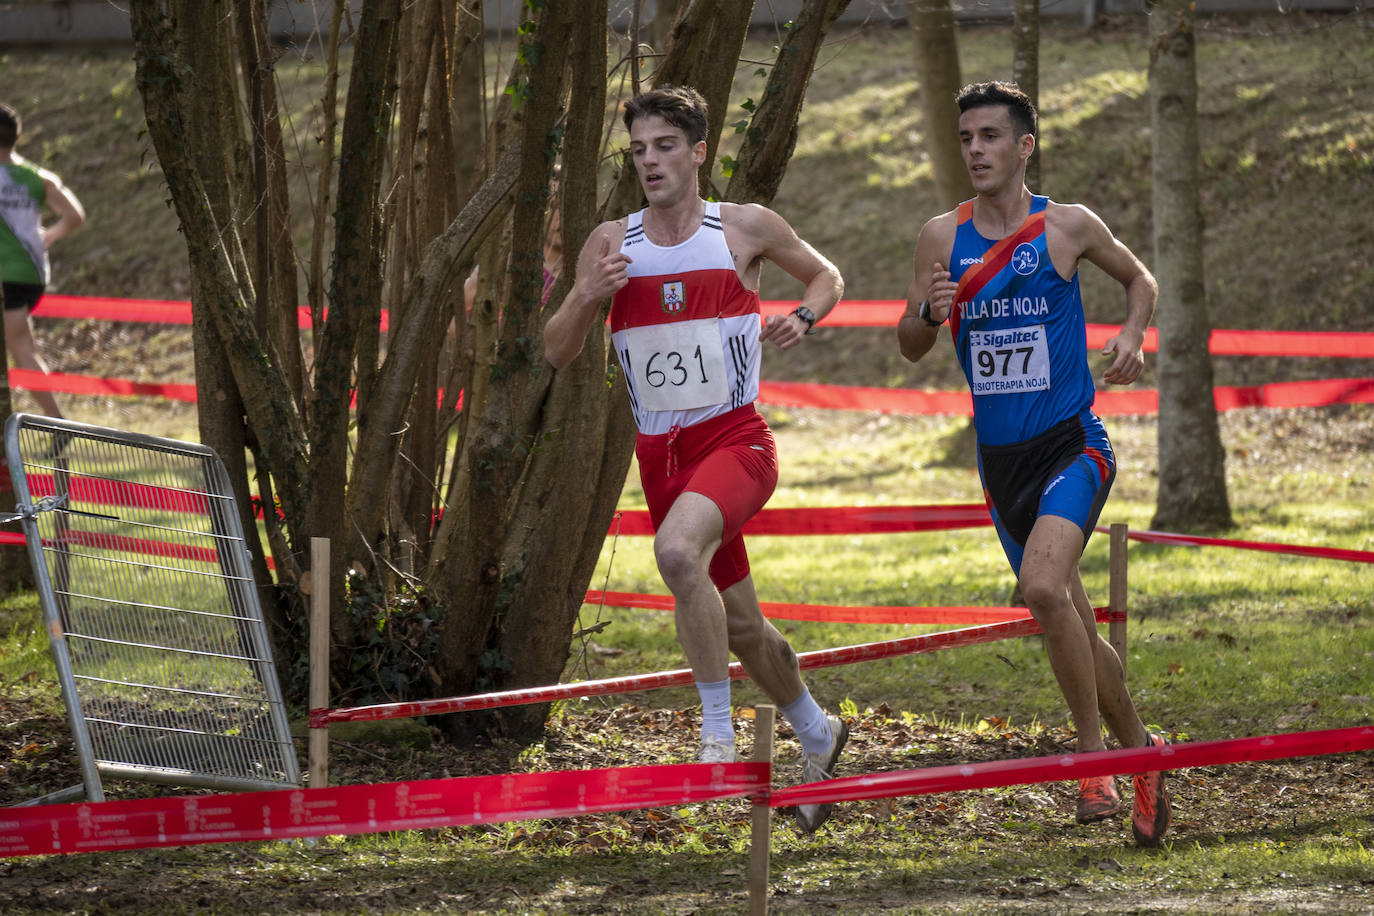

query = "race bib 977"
[
  {"left": 622, "top": 318, "right": 729, "bottom": 412},
  {"left": 968, "top": 325, "right": 1051, "bottom": 395}
]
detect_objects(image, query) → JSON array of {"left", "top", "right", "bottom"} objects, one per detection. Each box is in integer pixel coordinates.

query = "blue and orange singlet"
[{"left": 948, "top": 195, "right": 1095, "bottom": 447}]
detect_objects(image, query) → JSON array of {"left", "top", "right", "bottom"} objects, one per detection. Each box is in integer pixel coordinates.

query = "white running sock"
[
  {"left": 781, "top": 687, "right": 833, "bottom": 757},
  {"left": 696, "top": 678, "right": 735, "bottom": 744}
]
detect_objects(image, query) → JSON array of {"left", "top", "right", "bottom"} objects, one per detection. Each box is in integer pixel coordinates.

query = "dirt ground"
[{"left": 3, "top": 695, "right": 1372, "bottom": 914}]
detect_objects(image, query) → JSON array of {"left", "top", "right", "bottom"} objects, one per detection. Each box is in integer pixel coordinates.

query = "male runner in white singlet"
[{"left": 545, "top": 86, "right": 847, "bottom": 832}]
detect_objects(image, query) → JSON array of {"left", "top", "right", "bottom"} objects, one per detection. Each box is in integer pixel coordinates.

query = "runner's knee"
[
  {"left": 1020, "top": 574, "right": 1068, "bottom": 614},
  {"left": 654, "top": 535, "right": 708, "bottom": 589}
]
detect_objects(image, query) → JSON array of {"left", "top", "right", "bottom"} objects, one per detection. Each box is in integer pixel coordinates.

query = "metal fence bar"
[{"left": 4, "top": 414, "right": 299, "bottom": 803}]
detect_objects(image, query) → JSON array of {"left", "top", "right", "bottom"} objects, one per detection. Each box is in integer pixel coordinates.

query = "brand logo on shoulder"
[
  {"left": 959, "top": 256, "right": 983, "bottom": 267},
  {"left": 1011, "top": 243, "right": 1039, "bottom": 275},
  {"left": 661, "top": 281, "right": 686, "bottom": 313}
]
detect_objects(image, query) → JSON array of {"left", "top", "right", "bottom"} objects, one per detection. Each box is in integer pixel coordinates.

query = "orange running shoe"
[
  {"left": 1076, "top": 774, "right": 1122, "bottom": 823},
  {"left": 1132, "top": 733, "right": 1172, "bottom": 847}
]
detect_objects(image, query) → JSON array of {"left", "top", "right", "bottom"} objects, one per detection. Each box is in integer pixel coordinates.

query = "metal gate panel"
[{"left": 4, "top": 414, "right": 299, "bottom": 803}]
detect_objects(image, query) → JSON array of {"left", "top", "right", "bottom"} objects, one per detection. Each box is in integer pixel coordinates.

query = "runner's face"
[
  {"left": 629, "top": 115, "right": 704, "bottom": 208},
  {"left": 958, "top": 105, "right": 1031, "bottom": 193}
]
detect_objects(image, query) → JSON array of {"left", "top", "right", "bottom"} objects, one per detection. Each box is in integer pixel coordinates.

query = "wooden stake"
[
  {"left": 748, "top": 704, "right": 775, "bottom": 916},
  {"left": 308, "top": 536, "right": 330, "bottom": 789},
  {"left": 1109, "top": 522, "right": 1128, "bottom": 675}
]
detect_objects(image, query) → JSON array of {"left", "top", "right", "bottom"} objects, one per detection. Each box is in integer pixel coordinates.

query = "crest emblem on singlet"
[
  {"left": 660, "top": 280, "right": 686, "bottom": 313},
  {"left": 1011, "top": 243, "right": 1039, "bottom": 276}
]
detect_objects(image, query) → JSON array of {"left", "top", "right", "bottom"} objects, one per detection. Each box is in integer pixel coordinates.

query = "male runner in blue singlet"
[
  {"left": 545, "top": 86, "right": 848, "bottom": 832},
  {"left": 896, "top": 81, "right": 1171, "bottom": 847}
]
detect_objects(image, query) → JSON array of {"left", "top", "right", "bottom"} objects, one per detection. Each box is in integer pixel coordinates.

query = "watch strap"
[{"left": 919, "top": 300, "right": 943, "bottom": 327}]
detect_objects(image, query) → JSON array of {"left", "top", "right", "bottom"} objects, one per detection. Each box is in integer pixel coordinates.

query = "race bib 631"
[{"left": 622, "top": 318, "right": 729, "bottom": 412}]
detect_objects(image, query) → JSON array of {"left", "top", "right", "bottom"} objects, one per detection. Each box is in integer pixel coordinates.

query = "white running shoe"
[
  {"left": 795, "top": 714, "right": 849, "bottom": 833},
  {"left": 698, "top": 734, "right": 737, "bottom": 763}
]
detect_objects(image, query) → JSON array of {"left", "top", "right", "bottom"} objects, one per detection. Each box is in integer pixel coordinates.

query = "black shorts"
[
  {"left": 977, "top": 410, "right": 1116, "bottom": 575},
  {"left": 3, "top": 282, "right": 44, "bottom": 312}
]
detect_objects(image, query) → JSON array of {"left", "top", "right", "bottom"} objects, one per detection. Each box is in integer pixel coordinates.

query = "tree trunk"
[
  {"left": 909, "top": 0, "right": 972, "bottom": 210},
  {"left": 725, "top": 0, "right": 852, "bottom": 205},
  {"left": 430, "top": 0, "right": 618, "bottom": 743},
  {"left": 1011, "top": 0, "right": 1041, "bottom": 192},
  {"left": 653, "top": 0, "right": 755, "bottom": 196},
  {"left": 650, "top": 0, "right": 686, "bottom": 53},
  {"left": 1147, "top": 0, "right": 1233, "bottom": 530}
]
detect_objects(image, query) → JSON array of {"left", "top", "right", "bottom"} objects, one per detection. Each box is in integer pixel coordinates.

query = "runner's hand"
[
  {"left": 1100, "top": 328, "right": 1145, "bottom": 385},
  {"left": 578, "top": 235, "right": 632, "bottom": 302},
  {"left": 760, "top": 312, "right": 806, "bottom": 350}
]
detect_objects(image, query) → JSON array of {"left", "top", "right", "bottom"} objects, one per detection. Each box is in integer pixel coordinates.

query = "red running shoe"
[
  {"left": 1132, "top": 732, "right": 1172, "bottom": 847},
  {"left": 1076, "top": 774, "right": 1122, "bottom": 823}
]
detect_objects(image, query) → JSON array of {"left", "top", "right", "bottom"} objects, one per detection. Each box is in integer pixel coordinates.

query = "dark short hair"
[
  {"left": 623, "top": 85, "right": 708, "bottom": 146},
  {"left": 0, "top": 103, "right": 20, "bottom": 148},
  {"left": 955, "top": 81, "right": 1037, "bottom": 139}
]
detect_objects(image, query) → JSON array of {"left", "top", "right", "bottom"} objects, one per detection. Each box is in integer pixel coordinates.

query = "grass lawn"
[{"left": 3, "top": 404, "right": 1370, "bottom": 914}]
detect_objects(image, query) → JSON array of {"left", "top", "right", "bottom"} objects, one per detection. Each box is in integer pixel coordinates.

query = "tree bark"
[
  {"left": 130, "top": 0, "right": 298, "bottom": 657},
  {"left": 909, "top": 0, "right": 972, "bottom": 210},
  {"left": 310, "top": 0, "right": 403, "bottom": 664},
  {"left": 652, "top": 0, "right": 755, "bottom": 195},
  {"left": 650, "top": 0, "right": 686, "bottom": 54},
  {"left": 1147, "top": 0, "right": 1233, "bottom": 529},
  {"left": 725, "top": 0, "right": 852, "bottom": 205},
  {"left": 1011, "top": 0, "right": 1041, "bottom": 192}
]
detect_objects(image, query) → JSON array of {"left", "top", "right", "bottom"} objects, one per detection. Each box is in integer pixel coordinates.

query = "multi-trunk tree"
[{"left": 127, "top": 0, "right": 849, "bottom": 743}]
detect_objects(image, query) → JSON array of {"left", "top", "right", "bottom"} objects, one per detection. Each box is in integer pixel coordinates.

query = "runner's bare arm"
[
  {"left": 1059, "top": 204, "right": 1157, "bottom": 385},
  {"left": 40, "top": 170, "right": 84, "bottom": 246},
  {"left": 897, "top": 213, "right": 956, "bottom": 364},
  {"left": 730, "top": 204, "right": 842, "bottom": 351},
  {"left": 544, "top": 220, "right": 630, "bottom": 368}
]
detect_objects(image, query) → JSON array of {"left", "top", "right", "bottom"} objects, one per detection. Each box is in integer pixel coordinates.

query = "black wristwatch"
[
  {"left": 918, "top": 299, "right": 944, "bottom": 327},
  {"left": 791, "top": 305, "right": 818, "bottom": 335}
]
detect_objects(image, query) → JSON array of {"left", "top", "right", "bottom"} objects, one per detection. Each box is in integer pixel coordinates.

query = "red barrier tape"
[
  {"left": 25, "top": 472, "right": 214, "bottom": 514},
  {"left": 8, "top": 367, "right": 198, "bottom": 403},
  {"left": 6, "top": 722, "right": 1368, "bottom": 859},
  {"left": 41, "top": 295, "right": 1374, "bottom": 357},
  {"left": 756, "top": 301, "right": 1374, "bottom": 357},
  {"left": 310, "top": 611, "right": 1122, "bottom": 728},
  {"left": 47, "top": 528, "right": 222, "bottom": 565},
  {"left": 584, "top": 590, "right": 1032, "bottom": 625},
  {"left": 36, "top": 294, "right": 196, "bottom": 325},
  {"left": 15, "top": 369, "right": 1370, "bottom": 415},
  {"left": 758, "top": 377, "right": 1374, "bottom": 416},
  {"left": 614, "top": 510, "right": 1369, "bottom": 565},
  {"left": 772, "top": 725, "right": 1374, "bottom": 808},
  {"left": 1102, "top": 526, "right": 1374, "bottom": 564},
  {"left": 608, "top": 503, "right": 992, "bottom": 536},
  {"left": 0, "top": 761, "right": 768, "bottom": 859},
  {"left": 35, "top": 294, "right": 318, "bottom": 332}
]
